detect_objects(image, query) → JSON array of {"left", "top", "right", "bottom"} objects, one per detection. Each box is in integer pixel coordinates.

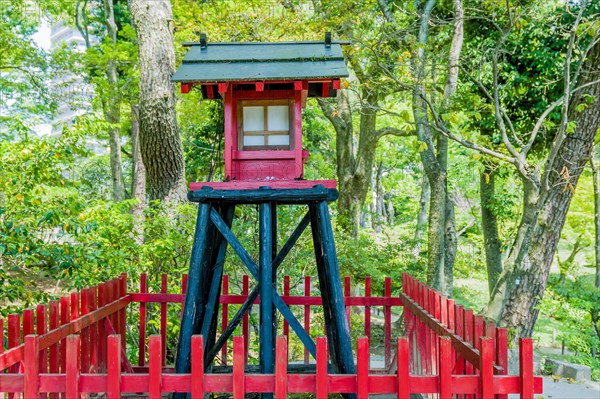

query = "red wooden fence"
[{"left": 0, "top": 272, "right": 542, "bottom": 398}]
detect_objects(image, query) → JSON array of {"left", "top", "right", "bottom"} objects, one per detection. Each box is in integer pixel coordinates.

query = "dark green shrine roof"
[{"left": 171, "top": 41, "right": 349, "bottom": 83}]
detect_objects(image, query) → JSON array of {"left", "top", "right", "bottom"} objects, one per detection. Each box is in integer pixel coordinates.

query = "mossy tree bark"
[{"left": 128, "top": 0, "right": 186, "bottom": 203}]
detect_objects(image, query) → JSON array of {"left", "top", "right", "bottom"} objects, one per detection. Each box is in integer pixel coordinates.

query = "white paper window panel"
[
  {"left": 243, "top": 106, "right": 265, "bottom": 132},
  {"left": 267, "top": 106, "right": 289, "bottom": 131},
  {"left": 268, "top": 135, "right": 290, "bottom": 146},
  {"left": 243, "top": 135, "right": 265, "bottom": 146}
]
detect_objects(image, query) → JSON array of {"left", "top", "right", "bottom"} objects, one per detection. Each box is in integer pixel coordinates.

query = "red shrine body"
[{"left": 172, "top": 36, "right": 348, "bottom": 190}]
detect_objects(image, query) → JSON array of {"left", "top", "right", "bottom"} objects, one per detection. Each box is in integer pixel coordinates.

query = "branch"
[
  {"left": 540, "top": 0, "right": 589, "bottom": 194},
  {"left": 460, "top": 65, "right": 521, "bottom": 147},
  {"left": 492, "top": 36, "right": 521, "bottom": 160},
  {"left": 418, "top": 92, "right": 518, "bottom": 164},
  {"left": 524, "top": 77, "right": 600, "bottom": 154},
  {"left": 316, "top": 97, "right": 347, "bottom": 133},
  {"left": 375, "top": 126, "right": 411, "bottom": 139},
  {"left": 378, "top": 0, "right": 398, "bottom": 25}
]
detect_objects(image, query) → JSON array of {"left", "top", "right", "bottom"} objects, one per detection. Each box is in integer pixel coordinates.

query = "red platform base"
[{"left": 189, "top": 179, "right": 337, "bottom": 191}]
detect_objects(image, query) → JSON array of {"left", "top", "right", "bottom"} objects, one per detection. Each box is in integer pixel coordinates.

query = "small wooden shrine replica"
[{"left": 171, "top": 33, "right": 353, "bottom": 396}]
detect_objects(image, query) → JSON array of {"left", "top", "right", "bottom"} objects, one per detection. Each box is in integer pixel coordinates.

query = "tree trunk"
[
  {"left": 98, "top": 0, "right": 125, "bottom": 202},
  {"left": 373, "top": 161, "right": 385, "bottom": 233},
  {"left": 128, "top": 0, "right": 186, "bottom": 203},
  {"left": 318, "top": 90, "right": 381, "bottom": 237},
  {"left": 592, "top": 153, "right": 600, "bottom": 289},
  {"left": 480, "top": 166, "right": 503, "bottom": 294},
  {"left": 411, "top": 0, "right": 462, "bottom": 296},
  {"left": 413, "top": 169, "right": 429, "bottom": 256},
  {"left": 492, "top": 42, "right": 600, "bottom": 336},
  {"left": 131, "top": 104, "right": 146, "bottom": 245}
]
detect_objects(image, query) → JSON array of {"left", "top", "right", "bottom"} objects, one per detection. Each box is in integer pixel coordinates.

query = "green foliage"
[{"left": 537, "top": 274, "right": 600, "bottom": 380}]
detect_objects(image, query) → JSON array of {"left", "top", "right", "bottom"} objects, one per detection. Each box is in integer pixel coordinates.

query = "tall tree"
[
  {"left": 424, "top": 1, "right": 600, "bottom": 334},
  {"left": 314, "top": 1, "right": 409, "bottom": 236},
  {"left": 379, "top": 0, "right": 464, "bottom": 294},
  {"left": 593, "top": 149, "right": 600, "bottom": 289},
  {"left": 128, "top": 0, "right": 186, "bottom": 203}
]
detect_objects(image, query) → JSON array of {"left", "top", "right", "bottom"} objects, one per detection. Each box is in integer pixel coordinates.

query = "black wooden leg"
[
  {"left": 174, "top": 202, "right": 212, "bottom": 396},
  {"left": 311, "top": 200, "right": 356, "bottom": 395},
  {"left": 259, "top": 201, "right": 274, "bottom": 399},
  {"left": 309, "top": 203, "right": 336, "bottom": 350},
  {"left": 200, "top": 205, "right": 235, "bottom": 361}
]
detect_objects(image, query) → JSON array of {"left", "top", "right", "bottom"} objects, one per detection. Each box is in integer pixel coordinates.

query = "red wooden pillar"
[
  {"left": 316, "top": 337, "right": 328, "bottom": 399},
  {"left": 24, "top": 335, "right": 40, "bottom": 399},
  {"left": 519, "top": 339, "right": 534, "bottom": 399},
  {"left": 439, "top": 337, "right": 452, "bottom": 399},
  {"left": 495, "top": 328, "right": 508, "bottom": 399},
  {"left": 479, "top": 337, "right": 494, "bottom": 399},
  {"left": 139, "top": 273, "right": 148, "bottom": 367},
  {"left": 119, "top": 273, "right": 128, "bottom": 351},
  {"left": 149, "top": 335, "right": 162, "bottom": 399},
  {"left": 303, "top": 276, "right": 311, "bottom": 365},
  {"left": 365, "top": 276, "right": 371, "bottom": 340},
  {"left": 293, "top": 82, "right": 304, "bottom": 178},
  {"left": 36, "top": 304, "right": 48, "bottom": 390},
  {"left": 88, "top": 287, "right": 98, "bottom": 373},
  {"left": 221, "top": 274, "right": 229, "bottom": 365},
  {"left": 191, "top": 335, "right": 205, "bottom": 398},
  {"left": 97, "top": 283, "right": 107, "bottom": 372},
  {"left": 65, "top": 335, "right": 80, "bottom": 399},
  {"left": 275, "top": 336, "right": 288, "bottom": 399},
  {"left": 80, "top": 288, "right": 90, "bottom": 374},
  {"left": 344, "top": 276, "right": 351, "bottom": 334},
  {"left": 107, "top": 335, "right": 121, "bottom": 399},
  {"left": 223, "top": 87, "right": 233, "bottom": 179},
  {"left": 233, "top": 336, "right": 245, "bottom": 399},
  {"left": 384, "top": 277, "right": 392, "bottom": 368},
  {"left": 396, "top": 337, "right": 410, "bottom": 399},
  {"left": 357, "top": 337, "right": 369, "bottom": 399},
  {"left": 161, "top": 274, "right": 168, "bottom": 366},
  {"left": 283, "top": 276, "right": 290, "bottom": 338},
  {"left": 242, "top": 274, "right": 250, "bottom": 364}
]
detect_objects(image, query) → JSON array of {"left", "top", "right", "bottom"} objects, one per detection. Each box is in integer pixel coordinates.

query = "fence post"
[
  {"left": 149, "top": 335, "right": 162, "bottom": 399},
  {"left": 107, "top": 334, "right": 121, "bottom": 399},
  {"left": 222, "top": 274, "right": 229, "bottom": 365},
  {"left": 120, "top": 273, "right": 128, "bottom": 351},
  {"left": 233, "top": 336, "right": 245, "bottom": 399},
  {"left": 139, "top": 273, "right": 148, "bottom": 367},
  {"left": 384, "top": 277, "right": 392, "bottom": 369},
  {"left": 24, "top": 334, "right": 40, "bottom": 399},
  {"left": 36, "top": 304, "right": 47, "bottom": 371},
  {"left": 344, "top": 276, "right": 351, "bottom": 331},
  {"left": 242, "top": 275, "right": 250, "bottom": 364},
  {"left": 303, "top": 276, "right": 311, "bottom": 365},
  {"left": 439, "top": 336, "right": 452, "bottom": 399},
  {"left": 357, "top": 337, "right": 369, "bottom": 399},
  {"left": 191, "top": 335, "right": 204, "bottom": 399},
  {"left": 365, "top": 276, "right": 371, "bottom": 340},
  {"left": 161, "top": 274, "right": 168, "bottom": 366},
  {"left": 80, "top": 288, "right": 90, "bottom": 374},
  {"left": 88, "top": 287, "right": 98, "bottom": 373},
  {"left": 479, "top": 337, "right": 494, "bottom": 399},
  {"left": 283, "top": 276, "right": 290, "bottom": 338},
  {"left": 97, "top": 283, "right": 106, "bottom": 372},
  {"left": 496, "top": 328, "right": 508, "bottom": 399},
  {"left": 397, "top": 337, "right": 410, "bottom": 399},
  {"left": 316, "top": 337, "right": 328, "bottom": 399},
  {"left": 66, "top": 335, "right": 80, "bottom": 399},
  {"left": 276, "top": 336, "right": 288, "bottom": 399},
  {"left": 519, "top": 338, "right": 533, "bottom": 399}
]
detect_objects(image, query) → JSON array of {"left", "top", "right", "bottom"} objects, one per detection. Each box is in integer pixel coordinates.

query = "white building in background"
[{"left": 49, "top": 20, "right": 96, "bottom": 138}]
